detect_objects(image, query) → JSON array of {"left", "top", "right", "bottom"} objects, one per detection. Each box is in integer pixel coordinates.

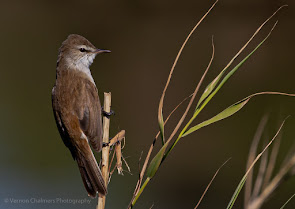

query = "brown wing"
[
  {"left": 52, "top": 70, "right": 106, "bottom": 196},
  {"left": 74, "top": 78, "right": 103, "bottom": 152},
  {"left": 53, "top": 70, "right": 103, "bottom": 153}
]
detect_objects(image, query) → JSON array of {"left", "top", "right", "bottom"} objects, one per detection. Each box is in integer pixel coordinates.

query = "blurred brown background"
[{"left": 1, "top": 0, "right": 295, "bottom": 208}]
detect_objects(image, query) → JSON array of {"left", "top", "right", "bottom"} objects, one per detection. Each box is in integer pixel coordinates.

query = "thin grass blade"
[
  {"left": 158, "top": 111, "right": 165, "bottom": 145},
  {"left": 280, "top": 194, "right": 295, "bottom": 209},
  {"left": 186, "top": 91, "right": 295, "bottom": 138},
  {"left": 184, "top": 98, "right": 249, "bottom": 137},
  {"left": 194, "top": 158, "right": 231, "bottom": 209}
]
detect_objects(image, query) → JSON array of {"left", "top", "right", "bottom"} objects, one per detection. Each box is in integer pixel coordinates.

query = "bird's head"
[{"left": 58, "top": 34, "right": 110, "bottom": 70}]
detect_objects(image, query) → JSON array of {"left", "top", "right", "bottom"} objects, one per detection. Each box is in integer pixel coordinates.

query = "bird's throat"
[{"left": 64, "top": 57, "right": 95, "bottom": 84}]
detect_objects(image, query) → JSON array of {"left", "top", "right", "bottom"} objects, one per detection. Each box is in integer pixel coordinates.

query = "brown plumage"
[{"left": 52, "top": 34, "right": 110, "bottom": 197}]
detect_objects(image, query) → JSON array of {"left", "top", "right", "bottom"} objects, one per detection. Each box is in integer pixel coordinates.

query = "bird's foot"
[
  {"left": 102, "top": 138, "right": 120, "bottom": 150},
  {"left": 102, "top": 142, "right": 109, "bottom": 148},
  {"left": 102, "top": 107, "right": 115, "bottom": 119}
]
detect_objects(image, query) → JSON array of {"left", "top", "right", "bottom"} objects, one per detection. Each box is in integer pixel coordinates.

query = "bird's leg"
[{"left": 102, "top": 107, "right": 115, "bottom": 118}]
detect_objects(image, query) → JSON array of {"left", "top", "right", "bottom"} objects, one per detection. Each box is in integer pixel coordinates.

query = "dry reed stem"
[
  {"left": 262, "top": 130, "right": 282, "bottom": 189},
  {"left": 244, "top": 114, "right": 269, "bottom": 208},
  {"left": 252, "top": 140, "right": 269, "bottom": 198},
  {"left": 244, "top": 118, "right": 289, "bottom": 209},
  {"left": 97, "top": 92, "right": 111, "bottom": 209},
  {"left": 245, "top": 116, "right": 295, "bottom": 209},
  {"left": 247, "top": 154, "right": 295, "bottom": 209}
]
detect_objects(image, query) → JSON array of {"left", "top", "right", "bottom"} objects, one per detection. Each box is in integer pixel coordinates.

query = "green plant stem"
[
  {"left": 130, "top": 178, "right": 151, "bottom": 208},
  {"left": 163, "top": 105, "right": 203, "bottom": 160}
]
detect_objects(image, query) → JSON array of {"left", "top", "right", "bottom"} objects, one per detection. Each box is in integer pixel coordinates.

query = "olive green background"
[{"left": 1, "top": 0, "right": 295, "bottom": 208}]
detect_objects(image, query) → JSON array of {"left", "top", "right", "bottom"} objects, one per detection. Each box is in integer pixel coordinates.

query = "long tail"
[{"left": 76, "top": 151, "right": 107, "bottom": 197}]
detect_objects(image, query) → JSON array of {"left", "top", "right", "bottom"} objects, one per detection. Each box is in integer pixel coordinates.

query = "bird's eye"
[{"left": 80, "top": 48, "right": 86, "bottom": 52}]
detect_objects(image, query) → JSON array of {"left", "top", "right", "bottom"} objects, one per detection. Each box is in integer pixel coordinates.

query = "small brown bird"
[{"left": 52, "top": 34, "right": 110, "bottom": 197}]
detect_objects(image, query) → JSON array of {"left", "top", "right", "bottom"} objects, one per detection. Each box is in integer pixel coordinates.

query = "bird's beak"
[{"left": 94, "top": 49, "right": 111, "bottom": 54}]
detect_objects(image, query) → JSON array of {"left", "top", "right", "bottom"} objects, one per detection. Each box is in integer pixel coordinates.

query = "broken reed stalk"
[
  {"left": 109, "top": 130, "right": 126, "bottom": 175},
  {"left": 109, "top": 130, "right": 125, "bottom": 146},
  {"left": 115, "top": 140, "right": 123, "bottom": 174},
  {"left": 97, "top": 92, "right": 112, "bottom": 209}
]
